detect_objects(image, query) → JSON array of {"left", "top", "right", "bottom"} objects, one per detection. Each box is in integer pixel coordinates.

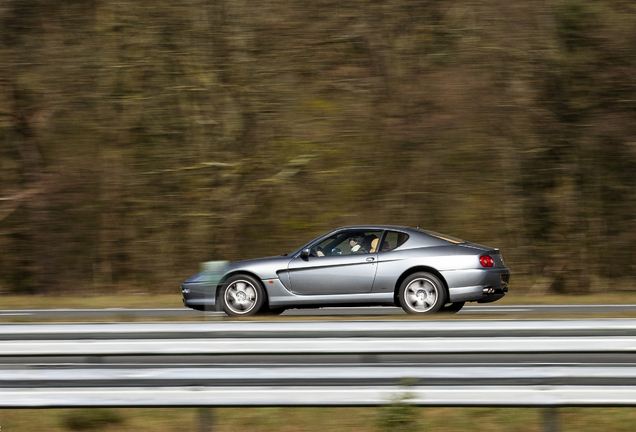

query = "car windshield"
[{"left": 420, "top": 229, "right": 466, "bottom": 244}]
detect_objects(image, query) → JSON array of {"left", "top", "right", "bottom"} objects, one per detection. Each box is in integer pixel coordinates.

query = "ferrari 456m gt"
[{"left": 181, "top": 225, "right": 510, "bottom": 316}]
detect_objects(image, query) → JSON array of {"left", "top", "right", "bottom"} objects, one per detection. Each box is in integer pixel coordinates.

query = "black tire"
[
  {"left": 221, "top": 274, "right": 265, "bottom": 317},
  {"left": 398, "top": 272, "right": 447, "bottom": 314},
  {"left": 440, "top": 302, "right": 465, "bottom": 314}
]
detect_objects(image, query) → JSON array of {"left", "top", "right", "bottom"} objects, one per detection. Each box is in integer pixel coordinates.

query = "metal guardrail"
[
  {"left": 1, "top": 336, "right": 636, "bottom": 356},
  {"left": 3, "top": 365, "right": 636, "bottom": 387},
  {"left": 5, "top": 318, "right": 636, "bottom": 339},
  {"left": 4, "top": 304, "right": 636, "bottom": 320},
  {"left": 3, "top": 386, "right": 636, "bottom": 408},
  {"left": 1, "top": 319, "right": 636, "bottom": 408}
]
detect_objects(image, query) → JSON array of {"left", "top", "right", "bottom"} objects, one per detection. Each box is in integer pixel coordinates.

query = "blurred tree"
[{"left": 0, "top": 0, "right": 634, "bottom": 294}]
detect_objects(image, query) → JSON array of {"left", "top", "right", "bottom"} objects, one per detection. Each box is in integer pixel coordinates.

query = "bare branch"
[
  {"left": 142, "top": 162, "right": 236, "bottom": 175},
  {"left": 0, "top": 189, "right": 40, "bottom": 202}
]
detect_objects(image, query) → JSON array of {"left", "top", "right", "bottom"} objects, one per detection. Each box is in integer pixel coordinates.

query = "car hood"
[
  {"left": 226, "top": 255, "right": 290, "bottom": 268},
  {"left": 223, "top": 255, "right": 292, "bottom": 280}
]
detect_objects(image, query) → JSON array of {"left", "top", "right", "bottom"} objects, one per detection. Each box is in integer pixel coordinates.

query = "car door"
[
  {"left": 287, "top": 229, "right": 382, "bottom": 295},
  {"left": 371, "top": 230, "right": 412, "bottom": 292}
]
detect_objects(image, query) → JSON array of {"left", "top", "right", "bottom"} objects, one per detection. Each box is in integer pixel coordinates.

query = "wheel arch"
[
  {"left": 393, "top": 266, "right": 449, "bottom": 306},
  {"left": 216, "top": 271, "right": 271, "bottom": 312}
]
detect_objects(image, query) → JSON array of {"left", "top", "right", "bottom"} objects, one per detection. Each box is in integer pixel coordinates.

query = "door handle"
[{"left": 366, "top": 257, "right": 375, "bottom": 262}]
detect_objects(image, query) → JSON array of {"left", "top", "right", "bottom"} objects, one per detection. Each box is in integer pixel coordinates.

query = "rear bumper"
[{"left": 443, "top": 268, "right": 510, "bottom": 303}]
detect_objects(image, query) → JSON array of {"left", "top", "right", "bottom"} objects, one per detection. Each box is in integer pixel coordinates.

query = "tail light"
[{"left": 480, "top": 255, "right": 495, "bottom": 267}]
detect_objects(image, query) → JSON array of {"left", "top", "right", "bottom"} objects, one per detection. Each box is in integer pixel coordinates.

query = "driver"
[
  {"left": 349, "top": 234, "right": 367, "bottom": 254},
  {"left": 316, "top": 233, "right": 367, "bottom": 256}
]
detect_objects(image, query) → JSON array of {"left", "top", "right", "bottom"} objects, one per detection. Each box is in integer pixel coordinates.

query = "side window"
[
  {"left": 358, "top": 230, "right": 383, "bottom": 254},
  {"left": 314, "top": 230, "right": 383, "bottom": 256},
  {"left": 379, "top": 231, "right": 410, "bottom": 252},
  {"left": 315, "top": 235, "right": 340, "bottom": 253}
]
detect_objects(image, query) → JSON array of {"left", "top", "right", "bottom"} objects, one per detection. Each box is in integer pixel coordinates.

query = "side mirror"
[{"left": 300, "top": 248, "right": 311, "bottom": 258}]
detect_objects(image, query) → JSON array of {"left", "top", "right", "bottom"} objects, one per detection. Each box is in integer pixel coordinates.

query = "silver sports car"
[{"left": 181, "top": 225, "right": 510, "bottom": 316}]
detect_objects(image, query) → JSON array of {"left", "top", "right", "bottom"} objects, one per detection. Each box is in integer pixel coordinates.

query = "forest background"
[{"left": 0, "top": 0, "right": 634, "bottom": 296}]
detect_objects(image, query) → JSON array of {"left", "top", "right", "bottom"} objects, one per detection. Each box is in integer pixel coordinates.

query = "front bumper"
[{"left": 182, "top": 282, "right": 217, "bottom": 311}]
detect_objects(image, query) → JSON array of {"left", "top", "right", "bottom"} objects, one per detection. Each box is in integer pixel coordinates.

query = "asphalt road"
[{"left": 1, "top": 304, "right": 636, "bottom": 319}]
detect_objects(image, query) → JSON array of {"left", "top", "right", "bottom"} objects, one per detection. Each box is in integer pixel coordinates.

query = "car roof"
[
  {"left": 332, "top": 225, "right": 419, "bottom": 233},
  {"left": 332, "top": 225, "right": 467, "bottom": 244},
  {"left": 290, "top": 225, "right": 462, "bottom": 256}
]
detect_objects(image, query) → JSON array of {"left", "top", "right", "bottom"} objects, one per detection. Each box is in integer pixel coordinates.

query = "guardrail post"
[
  {"left": 198, "top": 407, "right": 214, "bottom": 432},
  {"left": 543, "top": 408, "right": 559, "bottom": 432}
]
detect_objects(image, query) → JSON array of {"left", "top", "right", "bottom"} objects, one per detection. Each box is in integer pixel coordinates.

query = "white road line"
[{"left": 462, "top": 308, "right": 533, "bottom": 313}]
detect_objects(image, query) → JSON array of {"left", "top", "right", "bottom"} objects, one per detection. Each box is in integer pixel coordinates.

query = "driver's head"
[{"left": 349, "top": 234, "right": 364, "bottom": 245}]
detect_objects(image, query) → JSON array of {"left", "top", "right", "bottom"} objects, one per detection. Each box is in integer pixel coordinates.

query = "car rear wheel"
[
  {"left": 221, "top": 274, "right": 265, "bottom": 317},
  {"left": 399, "top": 272, "right": 447, "bottom": 314},
  {"left": 441, "top": 302, "right": 465, "bottom": 314}
]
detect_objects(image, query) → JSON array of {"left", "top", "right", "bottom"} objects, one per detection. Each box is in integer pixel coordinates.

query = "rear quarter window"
[{"left": 379, "top": 231, "right": 410, "bottom": 252}]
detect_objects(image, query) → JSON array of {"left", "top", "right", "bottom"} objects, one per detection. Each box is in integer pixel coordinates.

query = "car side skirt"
[
  {"left": 268, "top": 292, "right": 395, "bottom": 307},
  {"left": 265, "top": 279, "right": 394, "bottom": 307}
]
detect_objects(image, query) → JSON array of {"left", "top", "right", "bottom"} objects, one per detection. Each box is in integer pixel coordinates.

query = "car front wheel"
[
  {"left": 221, "top": 274, "right": 265, "bottom": 317},
  {"left": 398, "top": 272, "right": 447, "bottom": 314}
]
